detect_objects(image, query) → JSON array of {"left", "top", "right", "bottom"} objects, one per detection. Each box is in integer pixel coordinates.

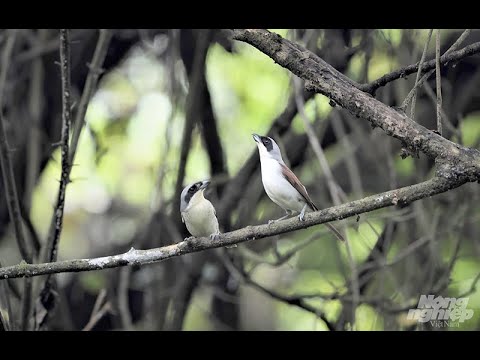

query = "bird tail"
[
  {"left": 309, "top": 202, "right": 344, "bottom": 242},
  {"left": 309, "top": 201, "right": 318, "bottom": 211},
  {"left": 325, "top": 223, "right": 345, "bottom": 242}
]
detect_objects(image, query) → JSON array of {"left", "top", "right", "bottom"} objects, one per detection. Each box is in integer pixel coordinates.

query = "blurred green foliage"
[{"left": 23, "top": 29, "right": 480, "bottom": 331}]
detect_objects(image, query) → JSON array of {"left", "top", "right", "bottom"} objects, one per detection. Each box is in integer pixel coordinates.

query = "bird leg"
[
  {"left": 268, "top": 210, "right": 293, "bottom": 224},
  {"left": 298, "top": 204, "right": 308, "bottom": 222},
  {"left": 209, "top": 233, "right": 220, "bottom": 241}
]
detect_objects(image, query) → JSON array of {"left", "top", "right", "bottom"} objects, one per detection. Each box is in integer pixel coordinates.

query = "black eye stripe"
[
  {"left": 185, "top": 184, "right": 199, "bottom": 204},
  {"left": 261, "top": 137, "right": 273, "bottom": 152}
]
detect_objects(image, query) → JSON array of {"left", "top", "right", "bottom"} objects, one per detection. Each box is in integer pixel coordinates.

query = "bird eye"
[
  {"left": 188, "top": 186, "right": 196, "bottom": 193},
  {"left": 263, "top": 138, "right": 270, "bottom": 145}
]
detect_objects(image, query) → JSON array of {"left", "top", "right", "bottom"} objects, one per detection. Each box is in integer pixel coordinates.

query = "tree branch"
[
  {"left": 0, "top": 176, "right": 468, "bottom": 280},
  {"left": 0, "top": 260, "right": 13, "bottom": 331},
  {"left": 231, "top": 29, "right": 480, "bottom": 181},
  {"left": 400, "top": 29, "right": 471, "bottom": 111},
  {"left": 0, "top": 30, "right": 32, "bottom": 263},
  {"left": 361, "top": 34, "right": 479, "bottom": 95},
  {"left": 43, "top": 29, "right": 72, "bottom": 264},
  {"left": 35, "top": 29, "right": 72, "bottom": 331},
  {"left": 221, "top": 253, "right": 335, "bottom": 331},
  {"left": 435, "top": 29, "right": 443, "bottom": 136},
  {"left": 172, "top": 29, "right": 212, "bottom": 225},
  {"left": 69, "top": 29, "right": 112, "bottom": 166},
  {"left": 410, "top": 29, "right": 433, "bottom": 121}
]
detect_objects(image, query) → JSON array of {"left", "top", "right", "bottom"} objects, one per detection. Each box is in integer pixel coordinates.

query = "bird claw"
[
  {"left": 268, "top": 219, "right": 276, "bottom": 225},
  {"left": 210, "top": 233, "right": 220, "bottom": 241},
  {"left": 184, "top": 236, "right": 195, "bottom": 241},
  {"left": 298, "top": 213, "right": 305, "bottom": 222}
]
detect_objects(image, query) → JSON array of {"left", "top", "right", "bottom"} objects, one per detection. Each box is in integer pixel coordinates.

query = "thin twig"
[
  {"left": 25, "top": 29, "right": 47, "bottom": 215},
  {"left": 15, "top": 29, "right": 91, "bottom": 64},
  {"left": 82, "top": 289, "right": 111, "bottom": 331},
  {"left": 410, "top": 29, "right": 433, "bottom": 121},
  {"left": 151, "top": 30, "right": 179, "bottom": 210},
  {"left": 435, "top": 29, "right": 443, "bottom": 136},
  {"left": 292, "top": 77, "right": 345, "bottom": 243},
  {"left": 293, "top": 73, "right": 357, "bottom": 324},
  {"left": 222, "top": 253, "right": 335, "bottom": 331},
  {"left": 91, "top": 288, "right": 107, "bottom": 317},
  {"left": 0, "top": 30, "right": 32, "bottom": 263},
  {"left": 362, "top": 30, "right": 475, "bottom": 95},
  {"left": 401, "top": 29, "right": 471, "bottom": 110},
  {"left": 43, "top": 29, "right": 72, "bottom": 264},
  {"left": 35, "top": 29, "right": 73, "bottom": 330},
  {"left": 0, "top": 260, "right": 13, "bottom": 331},
  {"left": 238, "top": 230, "right": 326, "bottom": 266},
  {"left": 118, "top": 267, "right": 133, "bottom": 330},
  {"left": 69, "top": 29, "right": 112, "bottom": 166},
  {"left": 21, "top": 277, "right": 32, "bottom": 330},
  {"left": 330, "top": 111, "right": 364, "bottom": 198},
  {"left": 422, "top": 82, "right": 460, "bottom": 136},
  {"left": 293, "top": 77, "right": 341, "bottom": 205}
]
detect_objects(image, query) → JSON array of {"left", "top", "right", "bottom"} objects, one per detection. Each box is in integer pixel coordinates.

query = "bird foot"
[
  {"left": 209, "top": 233, "right": 220, "bottom": 241},
  {"left": 298, "top": 205, "right": 307, "bottom": 222},
  {"left": 268, "top": 219, "right": 276, "bottom": 225},
  {"left": 184, "top": 236, "right": 195, "bottom": 241}
]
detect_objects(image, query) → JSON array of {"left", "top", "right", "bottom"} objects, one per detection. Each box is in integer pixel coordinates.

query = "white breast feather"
[
  {"left": 182, "top": 195, "right": 219, "bottom": 237},
  {"left": 260, "top": 158, "right": 306, "bottom": 213}
]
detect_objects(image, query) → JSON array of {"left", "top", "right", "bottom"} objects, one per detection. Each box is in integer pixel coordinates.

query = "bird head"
[
  {"left": 180, "top": 180, "right": 210, "bottom": 212},
  {"left": 252, "top": 133, "right": 284, "bottom": 163}
]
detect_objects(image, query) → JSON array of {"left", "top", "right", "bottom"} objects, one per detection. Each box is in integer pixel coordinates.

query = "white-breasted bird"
[
  {"left": 180, "top": 180, "right": 220, "bottom": 241},
  {"left": 253, "top": 133, "right": 344, "bottom": 241}
]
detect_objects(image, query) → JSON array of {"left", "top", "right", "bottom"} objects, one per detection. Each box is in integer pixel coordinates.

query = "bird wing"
[
  {"left": 281, "top": 164, "right": 344, "bottom": 242},
  {"left": 280, "top": 163, "right": 318, "bottom": 211}
]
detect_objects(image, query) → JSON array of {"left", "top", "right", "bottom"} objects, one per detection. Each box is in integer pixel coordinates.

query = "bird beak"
[
  {"left": 200, "top": 180, "right": 210, "bottom": 190},
  {"left": 252, "top": 133, "right": 261, "bottom": 143}
]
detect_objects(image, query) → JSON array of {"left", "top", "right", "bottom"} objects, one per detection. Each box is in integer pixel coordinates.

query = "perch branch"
[{"left": 0, "top": 176, "right": 470, "bottom": 280}]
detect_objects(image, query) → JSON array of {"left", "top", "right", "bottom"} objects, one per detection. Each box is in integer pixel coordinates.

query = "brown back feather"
[{"left": 280, "top": 164, "right": 318, "bottom": 211}]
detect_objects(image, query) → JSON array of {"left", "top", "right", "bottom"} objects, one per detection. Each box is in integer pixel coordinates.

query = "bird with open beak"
[
  {"left": 253, "top": 133, "right": 344, "bottom": 241},
  {"left": 180, "top": 180, "right": 220, "bottom": 241}
]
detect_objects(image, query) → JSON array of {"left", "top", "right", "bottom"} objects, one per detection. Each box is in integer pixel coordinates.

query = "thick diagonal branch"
[
  {"left": 232, "top": 29, "right": 480, "bottom": 181},
  {"left": 0, "top": 176, "right": 467, "bottom": 280}
]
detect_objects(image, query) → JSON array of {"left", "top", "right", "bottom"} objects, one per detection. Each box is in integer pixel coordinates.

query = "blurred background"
[{"left": 0, "top": 29, "right": 479, "bottom": 331}]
